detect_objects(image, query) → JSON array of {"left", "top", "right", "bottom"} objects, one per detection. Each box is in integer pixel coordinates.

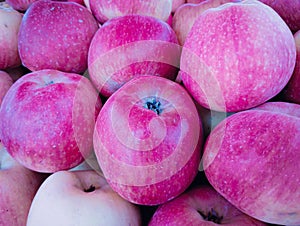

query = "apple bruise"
[
  {"left": 144, "top": 97, "right": 162, "bottom": 115},
  {"left": 198, "top": 208, "right": 223, "bottom": 224}
]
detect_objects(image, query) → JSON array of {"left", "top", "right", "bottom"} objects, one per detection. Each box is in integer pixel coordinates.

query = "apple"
[
  {"left": 0, "top": 2, "right": 22, "bottom": 70},
  {"left": 27, "top": 170, "right": 141, "bottom": 226},
  {"left": 179, "top": 0, "right": 296, "bottom": 112},
  {"left": 18, "top": 0, "right": 99, "bottom": 74},
  {"left": 0, "top": 69, "right": 101, "bottom": 173},
  {"left": 203, "top": 101, "right": 300, "bottom": 225},
  {"left": 259, "top": 0, "right": 300, "bottom": 33},
  {"left": 281, "top": 30, "right": 300, "bottom": 104},
  {"left": 93, "top": 75, "right": 203, "bottom": 205},
  {"left": 172, "top": 0, "right": 241, "bottom": 45},
  {"left": 88, "top": 14, "right": 181, "bottom": 97},
  {"left": 0, "top": 142, "right": 47, "bottom": 226},
  {"left": 187, "top": 0, "right": 206, "bottom": 3},
  {"left": 89, "top": 0, "right": 172, "bottom": 24},
  {"left": 149, "top": 185, "right": 267, "bottom": 225},
  {"left": 0, "top": 70, "right": 13, "bottom": 106}
]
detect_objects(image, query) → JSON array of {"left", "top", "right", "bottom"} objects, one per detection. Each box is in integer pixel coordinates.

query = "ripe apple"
[
  {"left": 259, "top": 0, "right": 300, "bottom": 32},
  {"left": 90, "top": 0, "right": 172, "bottom": 24},
  {"left": 88, "top": 14, "right": 181, "bottom": 97},
  {"left": 0, "top": 142, "right": 47, "bottom": 226},
  {"left": 0, "top": 70, "right": 13, "bottom": 106},
  {"left": 18, "top": 0, "right": 99, "bottom": 74},
  {"left": 0, "top": 69, "right": 101, "bottom": 173},
  {"left": 0, "top": 2, "right": 22, "bottom": 70},
  {"left": 281, "top": 30, "right": 300, "bottom": 104},
  {"left": 173, "top": 0, "right": 241, "bottom": 45},
  {"left": 203, "top": 101, "right": 300, "bottom": 225},
  {"left": 27, "top": 170, "right": 141, "bottom": 226},
  {"left": 93, "top": 75, "right": 203, "bottom": 205},
  {"left": 179, "top": 0, "right": 296, "bottom": 112},
  {"left": 149, "top": 185, "right": 267, "bottom": 225}
]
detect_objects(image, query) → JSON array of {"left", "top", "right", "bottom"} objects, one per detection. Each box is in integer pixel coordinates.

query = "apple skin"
[
  {"left": 0, "top": 69, "right": 101, "bottom": 173},
  {"left": 171, "top": 0, "right": 186, "bottom": 13},
  {"left": 0, "top": 70, "right": 13, "bottom": 106},
  {"left": 179, "top": 0, "right": 296, "bottom": 112},
  {"left": 0, "top": 2, "right": 22, "bottom": 70},
  {"left": 93, "top": 75, "right": 203, "bottom": 205},
  {"left": 173, "top": 0, "right": 241, "bottom": 45},
  {"left": 27, "top": 170, "right": 141, "bottom": 226},
  {"left": 203, "top": 102, "right": 300, "bottom": 225},
  {"left": 0, "top": 142, "right": 47, "bottom": 226},
  {"left": 88, "top": 14, "right": 181, "bottom": 97},
  {"left": 90, "top": 0, "right": 172, "bottom": 24},
  {"left": 18, "top": 0, "right": 99, "bottom": 74},
  {"left": 259, "top": 0, "right": 300, "bottom": 33},
  {"left": 149, "top": 185, "right": 267, "bottom": 225},
  {"left": 281, "top": 30, "right": 300, "bottom": 104}
]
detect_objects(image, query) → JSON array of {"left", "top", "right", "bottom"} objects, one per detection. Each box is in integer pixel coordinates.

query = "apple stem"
[
  {"left": 198, "top": 208, "right": 223, "bottom": 224},
  {"left": 45, "top": 80, "right": 54, "bottom": 86},
  {"left": 84, "top": 185, "right": 96, "bottom": 193},
  {"left": 144, "top": 97, "right": 162, "bottom": 115}
]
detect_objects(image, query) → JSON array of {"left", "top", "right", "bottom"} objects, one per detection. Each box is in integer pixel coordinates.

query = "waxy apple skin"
[
  {"left": 282, "top": 30, "right": 300, "bottom": 104},
  {"left": 18, "top": 0, "right": 99, "bottom": 74},
  {"left": 203, "top": 102, "right": 300, "bottom": 225},
  {"left": 0, "top": 70, "right": 13, "bottom": 106},
  {"left": 94, "top": 75, "right": 203, "bottom": 205},
  {"left": 0, "top": 143, "right": 47, "bottom": 226},
  {"left": 149, "top": 185, "right": 267, "bottom": 225},
  {"left": 0, "top": 69, "right": 101, "bottom": 173},
  {"left": 0, "top": 2, "right": 22, "bottom": 70},
  {"left": 27, "top": 170, "right": 141, "bottom": 226},
  {"left": 90, "top": 0, "right": 172, "bottom": 24},
  {"left": 88, "top": 14, "right": 181, "bottom": 97},
  {"left": 180, "top": 0, "right": 296, "bottom": 112}
]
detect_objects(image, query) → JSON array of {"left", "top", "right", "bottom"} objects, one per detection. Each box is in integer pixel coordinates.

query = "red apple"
[
  {"left": 0, "top": 70, "right": 13, "bottom": 106},
  {"left": 27, "top": 170, "right": 141, "bottom": 226},
  {"left": 18, "top": 0, "right": 99, "bottom": 74},
  {"left": 173, "top": 0, "right": 241, "bottom": 45},
  {"left": 281, "top": 30, "right": 300, "bottom": 104},
  {"left": 0, "top": 69, "right": 101, "bottom": 173},
  {"left": 187, "top": 0, "right": 206, "bottom": 3},
  {"left": 88, "top": 14, "right": 181, "bottom": 97},
  {"left": 93, "top": 75, "right": 203, "bottom": 205},
  {"left": 149, "top": 185, "right": 267, "bottom": 225},
  {"left": 0, "top": 142, "right": 47, "bottom": 226},
  {"left": 259, "top": 0, "right": 300, "bottom": 33},
  {"left": 179, "top": 0, "right": 296, "bottom": 112},
  {"left": 0, "top": 2, "right": 22, "bottom": 70},
  {"left": 203, "top": 102, "right": 300, "bottom": 225},
  {"left": 90, "top": 0, "right": 172, "bottom": 24},
  {"left": 5, "top": 0, "right": 37, "bottom": 12}
]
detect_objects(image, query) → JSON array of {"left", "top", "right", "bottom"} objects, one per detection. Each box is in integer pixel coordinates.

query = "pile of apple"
[{"left": 0, "top": 0, "right": 299, "bottom": 225}]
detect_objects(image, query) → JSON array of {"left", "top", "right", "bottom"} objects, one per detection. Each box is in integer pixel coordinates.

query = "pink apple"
[
  {"left": 0, "top": 69, "right": 101, "bottom": 173},
  {"left": 93, "top": 75, "right": 203, "bottom": 205},
  {"left": 27, "top": 170, "right": 141, "bottom": 225},
  {"left": 0, "top": 142, "right": 47, "bottom": 226},
  {"left": 0, "top": 2, "right": 22, "bottom": 70},
  {"left": 203, "top": 101, "right": 300, "bottom": 225},
  {"left": 179, "top": 0, "right": 296, "bottom": 112},
  {"left": 187, "top": 0, "right": 206, "bottom": 3},
  {"left": 18, "top": 0, "right": 99, "bottom": 74},
  {"left": 90, "top": 0, "right": 172, "bottom": 24},
  {"left": 281, "top": 30, "right": 300, "bottom": 104},
  {"left": 0, "top": 70, "right": 13, "bottom": 106},
  {"left": 5, "top": 0, "right": 37, "bottom": 12},
  {"left": 88, "top": 14, "right": 181, "bottom": 97},
  {"left": 259, "top": 0, "right": 300, "bottom": 33},
  {"left": 149, "top": 185, "right": 267, "bottom": 225},
  {"left": 173, "top": 0, "right": 241, "bottom": 45}
]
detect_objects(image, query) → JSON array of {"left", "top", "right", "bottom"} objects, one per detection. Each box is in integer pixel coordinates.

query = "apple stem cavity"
[
  {"left": 198, "top": 208, "right": 223, "bottom": 224},
  {"left": 45, "top": 80, "right": 54, "bottom": 86},
  {"left": 84, "top": 185, "right": 96, "bottom": 193},
  {"left": 144, "top": 97, "right": 162, "bottom": 115}
]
